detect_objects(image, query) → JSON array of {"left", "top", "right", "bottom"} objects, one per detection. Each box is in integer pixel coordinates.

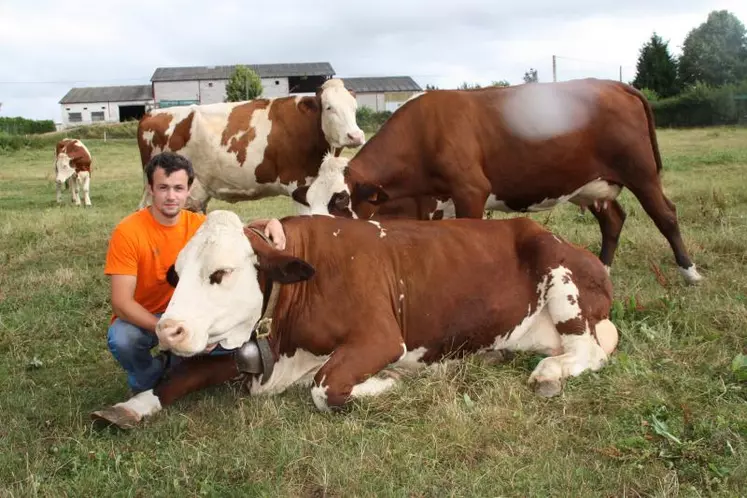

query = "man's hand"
[{"left": 263, "top": 218, "right": 286, "bottom": 250}]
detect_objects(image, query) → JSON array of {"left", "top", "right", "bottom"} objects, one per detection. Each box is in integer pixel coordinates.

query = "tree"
[
  {"left": 459, "top": 82, "right": 482, "bottom": 90},
  {"left": 523, "top": 68, "right": 538, "bottom": 83},
  {"left": 225, "top": 65, "right": 263, "bottom": 102},
  {"left": 632, "top": 33, "right": 680, "bottom": 98},
  {"left": 679, "top": 10, "right": 747, "bottom": 87},
  {"left": 491, "top": 80, "right": 511, "bottom": 87},
  {"left": 425, "top": 84, "right": 439, "bottom": 90}
]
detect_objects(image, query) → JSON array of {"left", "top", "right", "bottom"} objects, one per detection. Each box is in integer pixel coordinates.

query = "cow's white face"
[
  {"left": 293, "top": 154, "right": 354, "bottom": 217},
  {"left": 320, "top": 79, "right": 365, "bottom": 150},
  {"left": 54, "top": 151, "right": 76, "bottom": 184},
  {"left": 156, "top": 211, "right": 264, "bottom": 356}
]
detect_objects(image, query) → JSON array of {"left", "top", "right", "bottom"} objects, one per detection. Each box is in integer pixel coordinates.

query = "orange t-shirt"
[{"left": 104, "top": 208, "right": 206, "bottom": 321}]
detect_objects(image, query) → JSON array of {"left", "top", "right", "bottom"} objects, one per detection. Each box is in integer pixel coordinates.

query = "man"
[{"left": 104, "top": 152, "right": 286, "bottom": 394}]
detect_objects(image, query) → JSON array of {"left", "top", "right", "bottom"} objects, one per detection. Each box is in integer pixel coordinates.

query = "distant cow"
[
  {"left": 293, "top": 79, "right": 703, "bottom": 284},
  {"left": 92, "top": 211, "right": 618, "bottom": 428},
  {"left": 137, "top": 78, "right": 365, "bottom": 213},
  {"left": 54, "top": 139, "right": 92, "bottom": 206}
]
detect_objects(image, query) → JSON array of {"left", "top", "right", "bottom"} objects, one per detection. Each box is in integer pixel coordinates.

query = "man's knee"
[{"left": 107, "top": 319, "right": 154, "bottom": 357}]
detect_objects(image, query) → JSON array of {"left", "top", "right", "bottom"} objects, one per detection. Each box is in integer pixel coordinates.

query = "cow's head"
[
  {"left": 156, "top": 211, "right": 314, "bottom": 357},
  {"left": 292, "top": 153, "right": 388, "bottom": 219},
  {"left": 54, "top": 139, "right": 80, "bottom": 183},
  {"left": 315, "top": 78, "right": 365, "bottom": 150}
]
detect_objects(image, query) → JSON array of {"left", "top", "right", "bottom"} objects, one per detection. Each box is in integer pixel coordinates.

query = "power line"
[{"left": 0, "top": 77, "right": 151, "bottom": 85}]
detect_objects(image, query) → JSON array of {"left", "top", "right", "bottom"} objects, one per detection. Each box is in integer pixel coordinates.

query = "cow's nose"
[
  {"left": 157, "top": 318, "right": 188, "bottom": 347},
  {"left": 347, "top": 131, "right": 365, "bottom": 145}
]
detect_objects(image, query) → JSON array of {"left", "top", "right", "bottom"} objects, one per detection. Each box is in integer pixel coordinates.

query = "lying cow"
[
  {"left": 92, "top": 210, "right": 618, "bottom": 428},
  {"left": 292, "top": 78, "right": 703, "bottom": 284},
  {"left": 137, "top": 78, "right": 365, "bottom": 212},
  {"left": 54, "top": 138, "right": 92, "bottom": 206}
]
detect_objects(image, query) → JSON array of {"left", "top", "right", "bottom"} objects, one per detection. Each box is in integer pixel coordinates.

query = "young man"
[{"left": 104, "top": 152, "right": 286, "bottom": 393}]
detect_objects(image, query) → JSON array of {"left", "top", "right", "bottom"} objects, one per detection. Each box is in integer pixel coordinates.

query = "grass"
[{"left": 0, "top": 128, "right": 746, "bottom": 496}]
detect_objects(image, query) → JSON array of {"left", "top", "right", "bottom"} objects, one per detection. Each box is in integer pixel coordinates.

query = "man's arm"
[
  {"left": 248, "top": 218, "right": 286, "bottom": 250},
  {"left": 110, "top": 274, "right": 159, "bottom": 333}
]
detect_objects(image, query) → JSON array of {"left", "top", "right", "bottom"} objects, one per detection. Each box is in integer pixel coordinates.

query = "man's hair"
[{"left": 145, "top": 152, "right": 195, "bottom": 187}]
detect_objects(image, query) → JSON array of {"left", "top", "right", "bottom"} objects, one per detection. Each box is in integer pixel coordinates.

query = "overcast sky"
[{"left": 1, "top": 0, "right": 745, "bottom": 121}]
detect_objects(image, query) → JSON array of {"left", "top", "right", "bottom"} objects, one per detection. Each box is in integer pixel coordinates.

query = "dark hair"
[{"left": 145, "top": 152, "right": 195, "bottom": 187}]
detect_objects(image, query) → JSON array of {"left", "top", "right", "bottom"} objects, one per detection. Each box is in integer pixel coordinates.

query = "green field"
[{"left": 0, "top": 128, "right": 745, "bottom": 496}]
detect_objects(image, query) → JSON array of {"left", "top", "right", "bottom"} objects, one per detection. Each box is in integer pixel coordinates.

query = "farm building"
[
  {"left": 343, "top": 76, "right": 422, "bottom": 112},
  {"left": 58, "top": 85, "right": 154, "bottom": 128},
  {"left": 149, "top": 62, "right": 335, "bottom": 108}
]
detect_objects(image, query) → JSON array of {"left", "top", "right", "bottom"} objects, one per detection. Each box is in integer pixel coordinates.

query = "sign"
[{"left": 158, "top": 100, "right": 199, "bottom": 108}]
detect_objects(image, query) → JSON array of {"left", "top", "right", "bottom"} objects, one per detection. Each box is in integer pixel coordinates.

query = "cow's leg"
[
  {"left": 528, "top": 319, "right": 616, "bottom": 397},
  {"left": 185, "top": 178, "right": 211, "bottom": 214},
  {"left": 451, "top": 187, "right": 490, "bottom": 218},
  {"left": 311, "top": 334, "right": 405, "bottom": 412},
  {"left": 527, "top": 268, "right": 617, "bottom": 397},
  {"left": 55, "top": 181, "right": 63, "bottom": 204},
  {"left": 137, "top": 172, "right": 151, "bottom": 209},
  {"left": 70, "top": 177, "right": 81, "bottom": 206},
  {"left": 589, "top": 200, "right": 626, "bottom": 271},
  {"left": 91, "top": 354, "right": 239, "bottom": 429},
  {"left": 628, "top": 183, "right": 702, "bottom": 284},
  {"left": 78, "top": 171, "right": 91, "bottom": 207}
]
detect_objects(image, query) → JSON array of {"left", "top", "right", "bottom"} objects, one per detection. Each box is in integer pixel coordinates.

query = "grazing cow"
[
  {"left": 54, "top": 139, "right": 92, "bottom": 206},
  {"left": 292, "top": 78, "right": 703, "bottom": 284},
  {"left": 92, "top": 210, "right": 618, "bottom": 428},
  {"left": 137, "top": 78, "right": 365, "bottom": 212}
]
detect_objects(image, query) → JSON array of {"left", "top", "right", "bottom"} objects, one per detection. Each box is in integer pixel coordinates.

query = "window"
[
  {"left": 275, "top": 80, "right": 280, "bottom": 85},
  {"left": 208, "top": 82, "right": 213, "bottom": 87},
  {"left": 91, "top": 111, "right": 105, "bottom": 122},
  {"left": 68, "top": 112, "right": 82, "bottom": 123}
]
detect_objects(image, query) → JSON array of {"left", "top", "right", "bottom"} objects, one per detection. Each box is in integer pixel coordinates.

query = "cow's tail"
[{"left": 621, "top": 83, "right": 664, "bottom": 174}]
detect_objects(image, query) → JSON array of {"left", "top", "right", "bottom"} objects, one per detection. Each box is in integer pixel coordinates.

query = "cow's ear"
[
  {"left": 166, "top": 264, "right": 179, "bottom": 287},
  {"left": 354, "top": 182, "right": 390, "bottom": 205},
  {"left": 257, "top": 256, "right": 315, "bottom": 284},
  {"left": 246, "top": 229, "right": 315, "bottom": 284},
  {"left": 291, "top": 186, "right": 310, "bottom": 207},
  {"left": 298, "top": 96, "right": 319, "bottom": 115}
]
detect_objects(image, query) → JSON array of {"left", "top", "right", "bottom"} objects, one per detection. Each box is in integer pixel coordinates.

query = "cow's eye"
[{"left": 209, "top": 269, "right": 232, "bottom": 285}]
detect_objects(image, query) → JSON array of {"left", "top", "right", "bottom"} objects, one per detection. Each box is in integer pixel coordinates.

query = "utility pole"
[
  {"left": 619, "top": 65, "right": 623, "bottom": 82},
  {"left": 245, "top": 73, "right": 248, "bottom": 100},
  {"left": 552, "top": 55, "right": 557, "bottom": 82}
]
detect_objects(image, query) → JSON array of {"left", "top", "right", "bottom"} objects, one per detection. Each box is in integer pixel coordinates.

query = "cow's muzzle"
[{"left": 156, "top": 318, "right": 189, "bottom": 350}]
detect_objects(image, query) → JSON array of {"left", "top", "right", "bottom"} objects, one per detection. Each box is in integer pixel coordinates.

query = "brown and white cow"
[
  {"left": 293, "top": 78, "right": 703, "bottom": 284},
  {"left": 91, "top": 210, "right": 618, "bottom": 428},
  {"left": 136, "top": 78, "right": 365, "bottom": 213},
  {"left": 54, "top": 138, "right": 92, "bottom": 206}
]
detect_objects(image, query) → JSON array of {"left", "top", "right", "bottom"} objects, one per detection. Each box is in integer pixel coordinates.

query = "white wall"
[
  {"left": 153, "top": 81, "right": 200, "bottom": 105},
  {"left": 60, "top": 100, "right": 153, "bottom": 127},
  {"left": 261, "top": 77, "right": 289, "bottom": 98},
  {"left": 356, "top": 93, "right": 386, "bottom": 112},
  {"left": 199, "top": 80, "right": 227, "bottom": 104}
]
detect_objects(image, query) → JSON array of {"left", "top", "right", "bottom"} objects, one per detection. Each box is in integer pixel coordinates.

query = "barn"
[
  {"left": 149, "top": 62, "right": 336, "bottom": 108},
  {"left": 343, "top": 76, "right": 422, "bottom": 112},
  {"left": 58, "top": 85, "right": 154, "bottom": 128}
]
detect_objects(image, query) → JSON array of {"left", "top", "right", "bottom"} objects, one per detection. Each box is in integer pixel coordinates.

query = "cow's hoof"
[
  {"left": 530, "top": 378, "right": 562, "bottom": 398},
  {"left": 91, "top": 405, "right": 141, "bottom": 430}
]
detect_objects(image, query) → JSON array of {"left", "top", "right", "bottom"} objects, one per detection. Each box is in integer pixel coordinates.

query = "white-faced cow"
[
  {"left": 92, "top": 210, "right": 618, "bottom": 428},
  {"left": 136, "top": 78, "right": 365, "bottom": 213},
  {"left": 54, "top": 139, "right": 92, "bottom": 206},
  {"left": 292, "top": 78, "right": 703, "bottom": 285}
]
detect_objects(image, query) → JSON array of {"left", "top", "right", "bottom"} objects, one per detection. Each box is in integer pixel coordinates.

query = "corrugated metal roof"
[
  {"left": 59, "top": 85, "right": 153, "bottom": 104},
  {"left": 342, "top": 76, "right": 422, "bottom": 93},
  {"left": 151, "top": 62, "right": 335, "bottom": 82}
]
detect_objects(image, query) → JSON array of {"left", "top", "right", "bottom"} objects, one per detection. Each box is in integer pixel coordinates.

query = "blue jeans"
[{"left": 107, "top": 315, "right": 234, "bottom": 393}]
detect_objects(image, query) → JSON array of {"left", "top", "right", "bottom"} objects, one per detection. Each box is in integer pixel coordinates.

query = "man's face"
[{"left": 148, "top": 167, "right": 191, "bottom": 219}]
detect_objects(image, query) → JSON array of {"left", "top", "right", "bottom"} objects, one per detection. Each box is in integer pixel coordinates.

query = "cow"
[
  {"left": 54, "top": 138, "right": 92, "bottom": 206},
  {"left": 136, "top": 78, "right": 365, "bottom": 213},
  {"left": 291, "top": 78, "right": 703, "bottom": 285},
  {"left": 91, "top": 210, "right": 618, "bottom": 429}
]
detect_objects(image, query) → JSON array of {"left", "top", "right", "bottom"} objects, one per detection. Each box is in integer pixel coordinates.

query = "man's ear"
[
  {"left": 354, "top": 182, "right": 390, "bottom": 205},
  {"left": 166, "top": 264, "right": 179, "bottom": 287},
  {"left": 298, "top": 96, "right": 320, "bottom": 115},
  {"left": 292, "top": 186, "right": 310, "bottom": 207}
]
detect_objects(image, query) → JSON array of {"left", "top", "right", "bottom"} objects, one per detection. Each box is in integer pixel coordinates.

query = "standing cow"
[
  {"left": 292, "top": 78, "right": 703, "bottom": 284},
  {"left": 54, "top": 138, "right": 92, "bottom": 207},
  {"left": 92, "top": 211, "right": 618, "bottom": 428},
  {"left": 137, "top": 78, "right": 365, "bottom": 213}
]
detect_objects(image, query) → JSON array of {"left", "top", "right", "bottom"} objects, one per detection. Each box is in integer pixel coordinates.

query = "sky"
[{"left": 1, "top": 0, "right": 745, "bottom": 121}]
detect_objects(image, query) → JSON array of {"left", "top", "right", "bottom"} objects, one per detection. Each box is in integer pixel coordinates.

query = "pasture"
[{"left": 0, "top": 128, "right": 746, "bottom": 496}]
